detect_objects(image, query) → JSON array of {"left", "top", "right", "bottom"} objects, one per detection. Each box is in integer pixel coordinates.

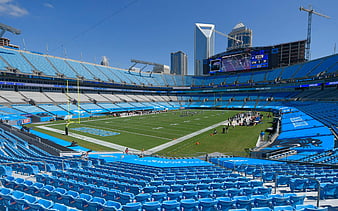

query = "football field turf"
[{"left": 31, "top": 109, "right": 273, "bottom": 156}]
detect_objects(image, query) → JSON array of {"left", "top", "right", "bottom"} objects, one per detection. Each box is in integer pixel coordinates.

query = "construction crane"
[
  {"left": 214, "top": 29, "right": 242, "bottom": 44},
  {"left": 300, "top": 6, "right": 330, "bottom": 60},
  {"left": 0, "top": 22, "right": 21, "bottom": 37}
]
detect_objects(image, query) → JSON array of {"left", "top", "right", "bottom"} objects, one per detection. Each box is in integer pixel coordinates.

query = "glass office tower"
[
  {"left": 171, "top": 51, "right": 187, "bottom": 75},
  {"left": 194, "top": 23, "right": 215, "bottom": 76},
  {"left": 227, "top": 22, "right": 252, "bottom": 51}
]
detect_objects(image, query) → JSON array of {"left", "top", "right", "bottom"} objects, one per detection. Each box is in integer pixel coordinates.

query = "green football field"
[{"left": 31, "top": 109, "right": 273, "bottom": 157}]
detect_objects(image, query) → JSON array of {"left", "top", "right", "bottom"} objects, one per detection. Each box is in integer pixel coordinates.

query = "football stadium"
[{"left": 0, "top": 2, "right": 337, "bottom": 211}]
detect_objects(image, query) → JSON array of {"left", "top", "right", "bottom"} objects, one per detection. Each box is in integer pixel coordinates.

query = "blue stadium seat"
[
  {"left": 61, "top": 190, "right": 79, "bottom": 206},
  {"left": 38, "top": 184, "right": 55, "bottom": 199},
  {"left": 212, "top": 189, "right": 227, "bottom": 198},
  {"left": 250, "top": 180, "right": 264, "bottom": 188},
  {"left": 161, "top": 200, "right": 180, "bottom": 211},
  {"left": 143, "top": 186, "right": 157, "bottom": 193},
  {"left": 262, "top": 172, "right": 275, "bottom": 182},
  {"left": 50, "top": 187, "right": 67, "bottom": 201},
  {"left": 167, "top": 191, "right": 183, "bottom": 201},
  {"left": 0, "top": 187, "right": 12, "bottom": 207},
  {"left": 255, "top": 187, "right": 272, "bottom": 196},
  {"left": 180, "top": 199, "right": 199, "bottom": 211},
  {"left": 151, "top": 192, "right": 167, "bottom": 203},
  {"left": 223, "top": 182, "right": 236, "bottom": 189},
  {"left": 254, "top": 197, "right": 272, "bottom": 208},
  {"left": 29, "top": 198, "right": 53, "bottom": 210},
  {"left": 210, "top": 182, "right": 223, "bottom": 190},
  {"left": 197, "top": 183, "right": 210, "bottom": 190},
  {"left": 226, "top": 188, "right": 240, "bottom": 198},
  {"left": 142, "top": 201, "right": 161, "bottom": 211},
  {"left": 106, "top": 189, "right": 120, "bottom": 201},
  {"left": 149, "top": 181, "right": 162, "bottom": 186},
  {"left": 251, "top": 208, "right": 272, "bottom": 211},
  {"left": 5, "top": 190, "right": 25, "bottom": 210},
  {"left": 0, "top": 165, "right": 12, "bottom": 177},
  {"left": 198, "top": 198, "right": 218, "bottom": 211},
  {"left": 320, "top": 183, "right": 338, "bottom": 199},
  {"left": 73, "top": 193, "right": 93, "bottom": 209},
  {"left": 116, "top": 192, "right": 135, "bottom": 205},
  {"left": 86, "top": 196, "right": 106, "bottom": 211},
  {"left": 135, "top": 193, "right": 151, "bottom": 204},
  {"left": 15, "top": 194, "right": 38, "bottom": 211},
  {"left": 197, "top": 190, "right": 212, "bottom": 199},
  {"left": 240, "top": 187, "right": 254, "bottom": 197},
  {"left": 276, "top": 175, "right": 292, "bottom": 187},
  {"left": 170, "top": 184, "right": 183, "bottom": 192},
  {"left": 102, "top": 200, "right": 122, "bottom": 211},
  {"left": 235, "top": 197, "right": 253, "bottom": 210},
  {"left": 272, "top": 196, "right": 290, "bottom": 206},
  {"left": 304, "top": 208, "right": 328, "bottom": 211},
  {"left": 289, "top": 195, "right": 305, "bottom": 207},
  {"left": 123, "top": 202, "right": 142, "bottom": 211},
  {"left": 50, "top": 203, "right": 69, "bottom": 211},
  {"left": 184, "top": 184, "right": 197, "bottom": 191},
  {"left": 216, "top": 197, "right": 234, "bottom": 211},
  {"left": 273, "top": 205, "right": 293, "bottom": 211},
  {"left": 290, "top": 179, "right": 307, "bottom": 192},
  {"left": 157, "top": 185, "right": 170, "bottom": 193},
  {"left": 295, "top": 204, "right": 316, "bottom": 211},
  {"left": 182, "top": 191, "right": 198, "bottom": 200}
]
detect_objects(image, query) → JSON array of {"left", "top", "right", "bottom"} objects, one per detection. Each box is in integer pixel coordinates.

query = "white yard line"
[
  {"left": 144, "top": 120, "right": 228, "bottom": 155},
  {"left": 36, "top": 126, "right": 141, "bottom": 153}
]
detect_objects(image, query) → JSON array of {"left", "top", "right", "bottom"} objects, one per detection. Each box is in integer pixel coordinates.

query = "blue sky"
[{"left": 1, "top": 0, "right": 337, "bottom": 75}]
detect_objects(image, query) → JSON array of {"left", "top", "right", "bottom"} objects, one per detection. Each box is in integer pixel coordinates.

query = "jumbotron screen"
[{"left": 209, "top": 49, "right": 269, "bottom": 73}]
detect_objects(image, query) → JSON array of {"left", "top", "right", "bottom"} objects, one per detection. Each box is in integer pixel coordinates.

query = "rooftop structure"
[{"left": 194, "top": 23, "right": 215, "bottom": 76}]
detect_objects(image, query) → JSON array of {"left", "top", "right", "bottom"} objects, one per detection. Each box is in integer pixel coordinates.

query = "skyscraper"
[
  {"left": 227, "top": 22, "right": 252, "bottom": 51},
  {"left": 170, "top": 51, "right": 187, "bottom": 75},
  {"left": 194, "top": 23, "right": 215, "bottom": 76}
]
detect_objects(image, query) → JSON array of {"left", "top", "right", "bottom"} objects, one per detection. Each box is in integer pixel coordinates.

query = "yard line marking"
[
  {"left": 145, "top": 120, "right": 228, "bottom": 154},
  {"left": 36, "top": 126, "right": 140, "bottom": 153},
  {"left": 85, "top": 124, "right": 172, "bottom": 140}
]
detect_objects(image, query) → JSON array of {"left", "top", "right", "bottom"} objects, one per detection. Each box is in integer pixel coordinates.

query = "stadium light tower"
[
  {"left": 0, "top": 22, "right": 21, "bottom": 37},
  {"left": 300, "top": 6, "right": 330, "bottom": 60}
]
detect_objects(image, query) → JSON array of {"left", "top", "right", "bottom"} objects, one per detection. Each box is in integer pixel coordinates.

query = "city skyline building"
[
  {"left": 227, "top": 22, "right": 252, "bottom": 51},
  {"left": 170, "top": 51, "right": 187, "bottom": 75},
  {"left": 194, "top": 23, "right": 215, "bottom": 75}
]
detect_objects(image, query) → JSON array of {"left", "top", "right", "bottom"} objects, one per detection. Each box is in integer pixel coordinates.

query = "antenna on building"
[
  {"left": 334, "top": 43, "right": 336, "bottom": 55},
  {"left": 62, "top": 45, "right": 67, "bottom": 58},
  {"left": 22, "top": 38, "right": 26, "bottom": 50}
]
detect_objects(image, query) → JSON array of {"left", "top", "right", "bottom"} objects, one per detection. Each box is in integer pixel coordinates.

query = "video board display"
[
  {"left": 209, "top": 49, "right": 269, "bottom": 74},
  {"left": 250, "top": 50, "right": 269, "bottom": 69}
]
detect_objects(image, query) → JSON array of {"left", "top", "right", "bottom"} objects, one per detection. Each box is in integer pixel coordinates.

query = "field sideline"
[{"left": 30, "top": 109, "right": 273, "bottom": 156}]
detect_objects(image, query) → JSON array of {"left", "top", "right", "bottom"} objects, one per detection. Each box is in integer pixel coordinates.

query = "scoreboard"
[
  {"left": 250, "top": 50, "right": 269, "bottom": 69},
  {"left": 205, "top": 40, "right": 306, "bottom": 75},
  {"left": 208, "top": 49, "right": 270, "bottom": 74}
]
